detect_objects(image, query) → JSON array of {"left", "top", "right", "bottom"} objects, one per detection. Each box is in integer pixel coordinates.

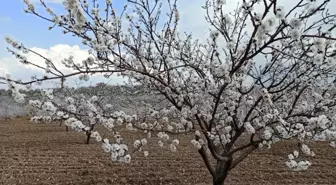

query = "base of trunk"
[
  {"left": 86, "top": 134, "right": 91, "bottom": 144},
  {"left": 213, "top": 177, "right": 226, "bottom": 185},
  {"left": 212, "top": 160, "right": 231, "bottom": 185}
]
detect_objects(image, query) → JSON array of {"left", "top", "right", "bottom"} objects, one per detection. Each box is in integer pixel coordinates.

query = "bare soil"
[{"left": 1, "top": 118, "right": 336, "bottom": 185}]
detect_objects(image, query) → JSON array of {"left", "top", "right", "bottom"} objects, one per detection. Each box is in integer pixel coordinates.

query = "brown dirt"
[{"left": 1, "top": 118, "right": 336, "bottom": 185}]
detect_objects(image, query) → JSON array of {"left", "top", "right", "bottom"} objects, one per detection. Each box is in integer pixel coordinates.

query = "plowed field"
[{"left": 1, "top": 118, "right": 336, "bottom": 185}]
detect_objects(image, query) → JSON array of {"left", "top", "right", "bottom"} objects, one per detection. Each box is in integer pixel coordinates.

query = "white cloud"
[
  {"left": 28, "top": 44, "right": 89, "bottom": 73},
  {"left": 0, "top": 44, "right": 125, "bottom": 89},
  {"left": 0, "top": 67, "right": 8, "bottom": 79}
]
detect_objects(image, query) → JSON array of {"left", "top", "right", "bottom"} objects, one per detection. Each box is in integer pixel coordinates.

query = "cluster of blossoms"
[
  {"left": 20, "top": 85, "right": 183, "bottom": 162},
  {"left": 5, "top": 76, "right": 26, "bottom": 104},
  {"left": 285, "top": 150, "right": 312, "bottom": 171},
  {"left": 2, "top": 0, "right": 336, "bottom": 184},
  {"left": 26, "top": 88, "right": 155, "bottom": 162}
]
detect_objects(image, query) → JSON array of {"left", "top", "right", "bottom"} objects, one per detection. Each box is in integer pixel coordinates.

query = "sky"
[
  {"left": 0, "top": 0, "right": 335, "bottom": 89},
  {"left": 0, "top": 0, "right": 78, "bottom": 56},
  {"left": 0, "top": 0, "right": 130, "bottom": 88}
]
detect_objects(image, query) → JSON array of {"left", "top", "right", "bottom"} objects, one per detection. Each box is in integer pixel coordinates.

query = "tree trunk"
[
  {"left": 86, "top": 133, "right": 91, "bottom": 144},
  {"left": 213, "top": 160, "right": 231, "bottom": 185},
  {"left": 60, "top": 120, "right": 68, "bottom": 132}
]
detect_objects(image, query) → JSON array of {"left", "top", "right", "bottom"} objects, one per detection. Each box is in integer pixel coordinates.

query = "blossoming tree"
[{"left": 2, "top": 0, "right": 336, "bottom": 184}]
